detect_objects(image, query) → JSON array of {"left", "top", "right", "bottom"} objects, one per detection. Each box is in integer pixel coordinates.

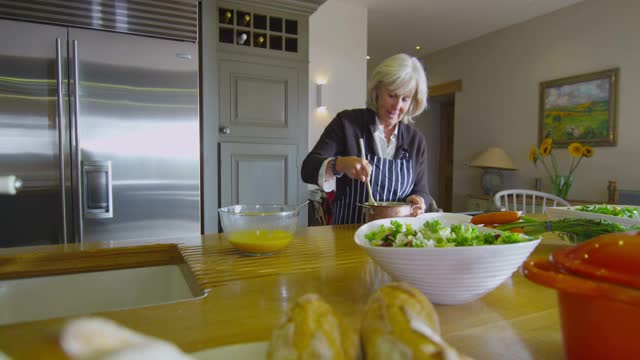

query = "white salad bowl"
[{"left": 354, "top": 215, "right": 541, "bottom": 305}]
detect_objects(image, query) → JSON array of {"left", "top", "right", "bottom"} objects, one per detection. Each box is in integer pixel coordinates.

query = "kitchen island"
[{"left": 0, "top": 225, "right": 565, "bottom": 359}]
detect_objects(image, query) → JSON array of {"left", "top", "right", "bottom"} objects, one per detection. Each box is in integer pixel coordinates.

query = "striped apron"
[{"left": 331, "top": 154, "right": 414, "bottom": 224}]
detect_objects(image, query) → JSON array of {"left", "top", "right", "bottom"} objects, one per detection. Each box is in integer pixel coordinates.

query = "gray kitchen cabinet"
[
  {"left": 216, "top": 1, "right": 321, "bottom": 228},
  {"left": 219, "top": 143, "right": 298, "bottom": 207}
]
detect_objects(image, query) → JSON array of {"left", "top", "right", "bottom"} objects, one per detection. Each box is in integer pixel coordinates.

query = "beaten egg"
[{"left": 227, "top": 229, "right": 293, "bottom": 255}]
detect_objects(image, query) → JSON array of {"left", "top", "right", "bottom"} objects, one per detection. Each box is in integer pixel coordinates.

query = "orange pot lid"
[{"left": 552, "top": 231, "right": 640, "bottom": 289}]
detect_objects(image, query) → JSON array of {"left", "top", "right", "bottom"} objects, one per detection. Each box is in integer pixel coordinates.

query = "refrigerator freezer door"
[
  {"left": 0, "top": 19, "right": 71, "bottom": 247},
  {"left": 68, "top": 29, "right": 200, "bottom": 242}
]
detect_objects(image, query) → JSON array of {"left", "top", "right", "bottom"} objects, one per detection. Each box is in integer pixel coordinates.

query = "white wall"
[
  {"left": 309, "top": 0, "right": 368, "bottom": 150},
  {"left": 423, "top": 0, "right": 640, "bottom": 210}
]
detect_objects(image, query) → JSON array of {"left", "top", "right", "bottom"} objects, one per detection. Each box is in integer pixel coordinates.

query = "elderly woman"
[{"left": 301, "top": 53, "right": 431, "bottom": 224}]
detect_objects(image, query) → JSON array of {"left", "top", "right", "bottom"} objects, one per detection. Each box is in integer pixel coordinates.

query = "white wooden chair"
[{"left": 494, "top": 189, "right": 570, "bottom": 214}]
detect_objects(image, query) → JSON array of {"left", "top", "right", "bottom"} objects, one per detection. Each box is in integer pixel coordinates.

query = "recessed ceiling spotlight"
[
  {"left": 415, "top": 45, "right": 421, "bottom": 51},
  {"left": 366, "top": 55, "right": 370, "bottom": 60}
]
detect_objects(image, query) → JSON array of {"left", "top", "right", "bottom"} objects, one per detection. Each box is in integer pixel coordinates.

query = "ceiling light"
[
  {"left": 415, "top": 45, "right": 421, "bottom": 50},
  {"left": 366, "top": 55, "right": 370, "bottom": 60}
]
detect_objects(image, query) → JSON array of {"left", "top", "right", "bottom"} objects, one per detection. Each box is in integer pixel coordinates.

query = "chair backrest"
[{"left": 494, "top": 189, "right": 571, "bottom": 214}]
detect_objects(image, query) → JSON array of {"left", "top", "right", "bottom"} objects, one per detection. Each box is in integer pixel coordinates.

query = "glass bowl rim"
[{"left": 218, "top": 204, "right": 298, "bottom": 217}]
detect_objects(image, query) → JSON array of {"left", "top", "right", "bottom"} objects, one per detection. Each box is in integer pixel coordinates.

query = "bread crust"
[
  {"left": 360, "top": 282, "right": 471, "bottom": 360},
  {"left": 267, "top": 294, "right": 359, "bottom": 360}
]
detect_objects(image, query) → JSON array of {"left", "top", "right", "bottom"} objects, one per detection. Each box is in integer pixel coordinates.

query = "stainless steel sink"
[{"left": 0, "top": 264, "right": 203, "bottom": 325}]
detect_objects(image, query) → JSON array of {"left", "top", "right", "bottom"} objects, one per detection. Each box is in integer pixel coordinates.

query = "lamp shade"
[{"left": 469, "top": 147, "right": 517, "bottom": 170}]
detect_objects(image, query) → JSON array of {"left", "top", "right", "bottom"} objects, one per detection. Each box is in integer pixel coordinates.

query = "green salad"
[
  {"left": 575, "top": 204, "right": 639, "bottom": 219},
  {"left": 364, "top": 220, "right": 531, "bottom": 248}
]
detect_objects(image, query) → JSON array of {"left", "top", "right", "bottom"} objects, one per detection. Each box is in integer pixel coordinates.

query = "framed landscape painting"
[{"left": 539, "top": 68, "right": 619, "bottom": 146}]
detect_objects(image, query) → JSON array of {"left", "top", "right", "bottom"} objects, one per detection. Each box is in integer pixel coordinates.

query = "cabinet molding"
[{"left": 221, "top": 0, "right": 326, "bottom": 15}]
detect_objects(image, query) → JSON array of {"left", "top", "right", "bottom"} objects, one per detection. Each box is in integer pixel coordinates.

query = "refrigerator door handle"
[
  {"left": 71, "top": 39, "right": 83, "bottom": 242},
  {"left": 56, "top": 37, "right": 68, "bottom": 244},
  {"left": 82, "top": 161, "right": 113, "bottom": 219}
]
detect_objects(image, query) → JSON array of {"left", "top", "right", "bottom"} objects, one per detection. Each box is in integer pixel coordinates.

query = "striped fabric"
[{"left": 332, "top": 153, "right": 413, "bottom": 225}]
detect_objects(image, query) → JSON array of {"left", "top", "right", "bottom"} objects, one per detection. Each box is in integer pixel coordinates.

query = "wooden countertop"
[{"left": 0, "top": 226, "right": 566, "bottom": 359}]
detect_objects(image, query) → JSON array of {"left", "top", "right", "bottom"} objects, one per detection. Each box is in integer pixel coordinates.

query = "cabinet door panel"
[
  {"left": 220, "top": 143, "right": 297, "bottom": 208},
  {"left": 236, "top": 77, "right": 286, "bottom": 127},
  {"left": 219, "top": 60, "right": 298, "bottom": 138}
]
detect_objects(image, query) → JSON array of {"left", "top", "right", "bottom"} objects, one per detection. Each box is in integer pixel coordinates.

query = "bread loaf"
[
  {"left": 267, "top": 294, "right": 358, "bottom": 360},
  {"left": 360, "top": 282, "right": 471, "bottom": 360}
]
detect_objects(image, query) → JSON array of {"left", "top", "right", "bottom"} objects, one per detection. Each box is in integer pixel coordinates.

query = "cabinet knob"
[{"left": 219, "top": 127, "right": 231, "bottom": 135}]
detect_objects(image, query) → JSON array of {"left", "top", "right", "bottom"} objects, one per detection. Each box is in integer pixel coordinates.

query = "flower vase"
[{"left": 551, "top": 175, "right": 573, "bottom": 200}]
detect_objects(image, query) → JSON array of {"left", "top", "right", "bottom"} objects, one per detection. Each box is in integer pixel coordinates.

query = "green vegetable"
[
  {"left": 496, "top": 218, "right": 639, "bottom": 244},
  {"left": 364, "top": 220, "right": 534, "bottom": 248},
  {"left": 574, "top": 204, "right": 639, "bottom": 219},
  {"left": 365, "top": 224, "right": 388, "bottom": 242},
  {"left": 390, "top": 220, "right": 403, "bottom": 237},
  {"left": 497, "top": 231, "right": 526, "bottom": 244},
  {"left": 424, "top": 220, "right": 443, "bottom": 234}
]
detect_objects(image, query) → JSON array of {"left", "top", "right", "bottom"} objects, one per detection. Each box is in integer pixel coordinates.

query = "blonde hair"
[{"left": 366, "top": 53, "right": 428, "bottom": 123}]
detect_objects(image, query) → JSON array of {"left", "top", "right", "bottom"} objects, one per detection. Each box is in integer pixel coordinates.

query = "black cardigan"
[{"left": 301, "top": 108, "right": 431, "bottom": 204}]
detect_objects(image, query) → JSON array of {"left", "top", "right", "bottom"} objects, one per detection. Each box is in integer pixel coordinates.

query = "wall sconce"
[
  {"left": 316, "top": 83, "right": 326, "bottom": 111},
  {"left": 469, "top": 147, "right": 517, "bottom": 195}
]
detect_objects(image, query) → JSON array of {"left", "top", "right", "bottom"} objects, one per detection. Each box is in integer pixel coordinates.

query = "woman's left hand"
[{"left": 406, "top": 195, "right": 425, "bottom": 216}]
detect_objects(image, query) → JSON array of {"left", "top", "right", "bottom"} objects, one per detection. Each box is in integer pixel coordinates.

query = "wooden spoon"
[{"left": 359, "top": 138, "right": 377, "bottom": 205}]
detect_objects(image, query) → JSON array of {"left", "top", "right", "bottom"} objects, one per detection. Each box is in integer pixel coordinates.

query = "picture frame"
[{"left": 539, "top": 68, "right": 619, "bottom": 146}]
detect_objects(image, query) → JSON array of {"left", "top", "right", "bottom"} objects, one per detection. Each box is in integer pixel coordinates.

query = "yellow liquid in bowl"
[{"left": 227, "top": 229, "right": 293, "bottom": 254}]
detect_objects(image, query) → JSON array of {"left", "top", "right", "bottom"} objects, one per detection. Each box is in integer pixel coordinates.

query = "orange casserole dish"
[{"left": 523, "top": 231, "right": 640, "bottom": 360}]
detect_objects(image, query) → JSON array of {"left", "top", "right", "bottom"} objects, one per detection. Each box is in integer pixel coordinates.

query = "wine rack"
[{"left": 218, "top": 7, "right": 298, "bottom": 53}]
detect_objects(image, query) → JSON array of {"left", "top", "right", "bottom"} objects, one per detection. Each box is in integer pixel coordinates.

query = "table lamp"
[{"left": 469, "top": 147, "right": 517, "bottom": 195}]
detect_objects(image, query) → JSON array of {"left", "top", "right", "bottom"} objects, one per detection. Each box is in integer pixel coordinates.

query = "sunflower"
[
  {"left": 529, "top": 139, "right": 593, "bottom": 191},
  {"left": 540, "top": 143, "right": 552, "bottom": 157},
  {"left": 568, "top": 143, "right": 584, "bottom": 158},
  {"left": 583, "top": 145, "right": 594, "bottom": 157},
  {"left": 528, "top": 146, "right": 539, "bottom": 162}
]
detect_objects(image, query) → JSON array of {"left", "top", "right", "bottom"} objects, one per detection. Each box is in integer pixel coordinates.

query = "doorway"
[
  {"left": 415, "top": 79, "right": 460, "bottom": 213},
  {"left": 426, "top": 79, "right": 461, "bottom": 212},
  {"left": 433, "top": 94, "right": 455, "bottom": 212}
]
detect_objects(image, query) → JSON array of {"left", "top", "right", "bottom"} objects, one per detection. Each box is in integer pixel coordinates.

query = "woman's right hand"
[{"left": 335, "top": 156, "right": 371, "bottom": 182}]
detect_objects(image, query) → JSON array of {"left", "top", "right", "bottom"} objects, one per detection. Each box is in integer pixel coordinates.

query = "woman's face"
[{"left": 376, "top": 86, "right": 413, "bottom": 126}]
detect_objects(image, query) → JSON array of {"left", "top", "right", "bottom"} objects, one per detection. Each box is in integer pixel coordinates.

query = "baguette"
[
  {"left": 361, "top": 282, "right": 471, "bottom": 360},
  {"left": 267, "top": 294, "right": 358, "bottom": 360}
]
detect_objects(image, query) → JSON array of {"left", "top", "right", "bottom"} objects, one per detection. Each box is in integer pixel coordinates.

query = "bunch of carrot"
[
  {"left": 471, "top": 211, "right": 639, "bottom": 243},
  {"left": 470, "top": 211, "right": 524, "bottom": 233}
]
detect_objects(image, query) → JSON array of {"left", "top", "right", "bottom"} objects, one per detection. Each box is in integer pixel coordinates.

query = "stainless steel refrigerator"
[{"left": 0, "top": 18, "right": 200, "bottom": 247}]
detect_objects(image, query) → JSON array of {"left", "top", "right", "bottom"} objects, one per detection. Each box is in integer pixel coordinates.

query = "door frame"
[
  {"left": 429, "top": 80, "right": 462, "bottom": 97},
  {"left": 428, "top": 80, "right": 462, "bottom": 212}
]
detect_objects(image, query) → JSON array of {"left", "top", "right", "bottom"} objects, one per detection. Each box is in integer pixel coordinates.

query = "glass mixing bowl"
[{"left": 218, "top": 204, "right": 298, "bottom": 256}]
